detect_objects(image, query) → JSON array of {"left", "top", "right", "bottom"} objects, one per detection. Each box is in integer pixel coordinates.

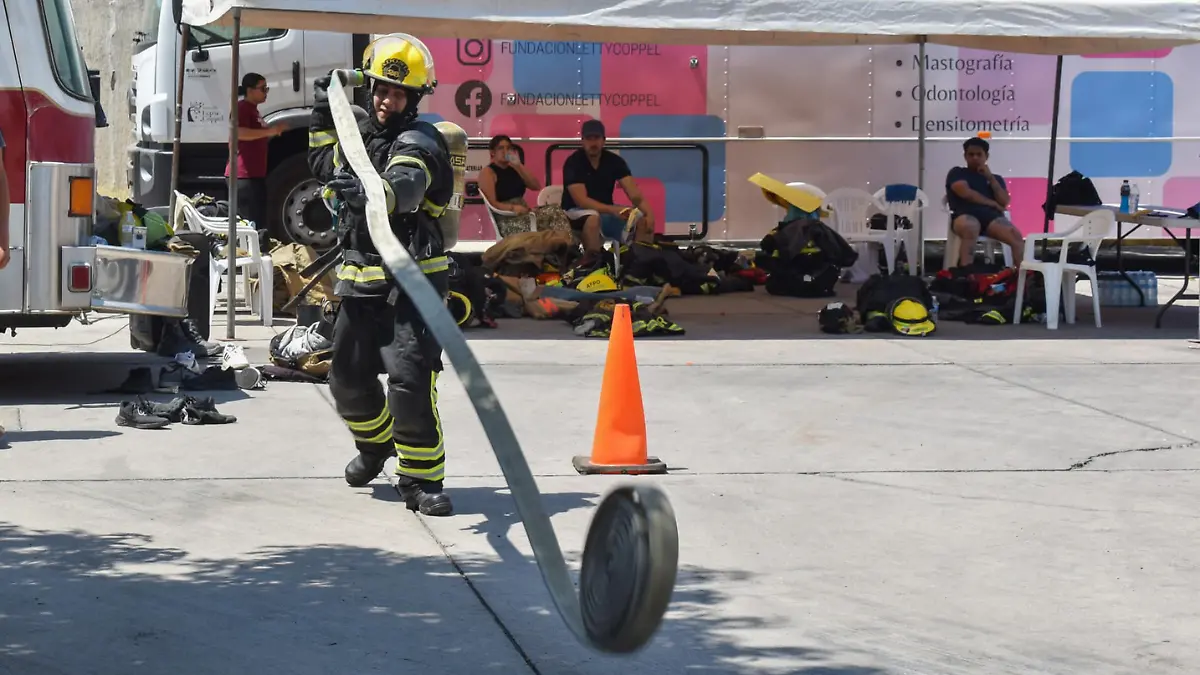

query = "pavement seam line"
[
  {"left": 952, "top": 362, "right": 1198, "bottom": 445},
  {"left": 408, "top": 512, "right": 543, "bottom": 675},
  {"left": 1066, "top": 442, "right": 1199, "bottom": 470},
  {"left": 8, "top": 467, "right": 1200, "bottom": 484}
]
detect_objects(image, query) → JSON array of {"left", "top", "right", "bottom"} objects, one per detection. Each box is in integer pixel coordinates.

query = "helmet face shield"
[{"left": 362, "top": 34, "right": 437, "bottom": 94}]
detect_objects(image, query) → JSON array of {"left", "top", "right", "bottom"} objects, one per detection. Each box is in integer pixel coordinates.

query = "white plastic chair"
[
  {"left": 872, "top": 186, "right": 930, "bottom": 274},
  {"left": 1013, "top": 208, "right": 1114, "bottom": 330},
  {"left": 537, "top": 185, "right": 563, "bottom": 207},
  {"left": 823, "top": 187, "right": 887, "bottom": 279},
  {"left": 174, "top": 191, "right": 274, "bottom": 330},
  {"left": 479, "top": 190, "right": 536, "bottom": 241},
  {"left": 942, "top": 196, "right": 1014, "bottom": 269}
]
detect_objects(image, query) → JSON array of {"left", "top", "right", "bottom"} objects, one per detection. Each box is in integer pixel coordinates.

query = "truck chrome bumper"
[{"left": 65, "top": 245, "right": 194, "bottom": 318}]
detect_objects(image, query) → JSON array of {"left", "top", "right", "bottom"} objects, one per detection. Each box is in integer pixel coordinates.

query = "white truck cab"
[
  {"left": 129, "top": 0, "right": 360, "bottom": 249},
  {"left": 0, "top": 0, "right": 192, "bottom": 334}
]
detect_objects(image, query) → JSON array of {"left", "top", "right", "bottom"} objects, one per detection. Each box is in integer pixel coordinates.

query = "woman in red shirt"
[{"left": 225, "top": 72, "right": 281, "bottom": 252}]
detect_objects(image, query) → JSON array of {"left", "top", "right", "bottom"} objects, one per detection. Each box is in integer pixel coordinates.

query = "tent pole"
[
  {"left": 226, "top": 9, "right": 241, "bottom": 339},
  {"left": 169, "top": 23, "right": 190, "bottom": 225},
  {"left": 916, "top": 38, "right": 927, "bottom": 275},
  {"left": 1043, "top": 55, "right": 1064, "bottom": 237},
  {"left": 1040, "top": 55, "right": 1064, "bottom": 262}
]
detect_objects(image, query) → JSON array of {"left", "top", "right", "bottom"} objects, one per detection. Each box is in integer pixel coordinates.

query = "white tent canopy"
[{"left": 183, "top": 0, "right": 1200, "bottom": 55}]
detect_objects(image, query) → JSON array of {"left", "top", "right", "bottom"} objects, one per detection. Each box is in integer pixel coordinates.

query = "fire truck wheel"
[{"left": 266, "top": 153, "right": 339, "bottom": 251}]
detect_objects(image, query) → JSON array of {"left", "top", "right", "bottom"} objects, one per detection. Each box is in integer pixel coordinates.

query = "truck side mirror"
[
  {"left": 88, "top": 69, "right": 109, "bottom": 129},
  {"left": 171, "top": 0, "right": 182, "bottom": 25}
]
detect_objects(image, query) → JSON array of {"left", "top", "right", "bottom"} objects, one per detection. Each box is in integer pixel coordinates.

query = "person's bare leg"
[
  {"left": 952, "top": 215, "right": 982, "bottom": 267},
  {"left": 634, "top": 218, "right": 654, "bottom": 243},
  {"left": 985, "top": 217, "right": 1025, "bottom": 268},
  {"left": 581, "top": 214, "right": 603, "bottom": 254}
]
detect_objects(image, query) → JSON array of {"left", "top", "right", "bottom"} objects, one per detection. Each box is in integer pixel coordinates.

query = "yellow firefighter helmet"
[
  {"left": 577, "top": 269, "right": 618, "bottom": 293},
  {"left": 361, "top": 34, "right": 437, "bottom": 94}
]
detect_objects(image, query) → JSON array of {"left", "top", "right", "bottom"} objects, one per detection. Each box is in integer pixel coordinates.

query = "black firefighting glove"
[
  {"left": 326, "top": 172, "right": 368, "bottom": 211},
  {"left": 313, "top": 74, "right": 332, "bottom": 110}
]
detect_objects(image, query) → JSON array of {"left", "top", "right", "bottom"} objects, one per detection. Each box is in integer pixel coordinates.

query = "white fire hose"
[{"left": 325, "top": 68, "right": 679, "bottom": 654}]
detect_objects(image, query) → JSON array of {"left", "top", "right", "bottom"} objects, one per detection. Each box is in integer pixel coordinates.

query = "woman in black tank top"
[{"left": 479, "top": 135, "right": 570, "bottom": 237}]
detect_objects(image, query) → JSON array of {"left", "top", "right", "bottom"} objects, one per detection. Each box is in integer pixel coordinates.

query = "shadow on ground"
[
  {"left": 0, "top": 508, "right": 885, "bottom": 674},
  {"left": 365, "top": 485, "right": 887, "bottom": 673},
  {"left": 0, "top": 352, "right": 252, "bottom": 407}
]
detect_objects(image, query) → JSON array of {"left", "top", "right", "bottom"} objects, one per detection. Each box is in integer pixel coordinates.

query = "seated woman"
[{"left": 477, "top": 135, "right": 569, "bottom": 237}]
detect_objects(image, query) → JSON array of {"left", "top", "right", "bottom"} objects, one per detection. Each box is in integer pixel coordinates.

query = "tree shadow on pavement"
[
  {"left": 0, "top": 353, "right": 251, "bottom": 407},
  {"left": 368, "top": 484, "right": 888, "bottom": 674},
  {"left": 0, "top": 517, "right": 889, "bottom": 675}
]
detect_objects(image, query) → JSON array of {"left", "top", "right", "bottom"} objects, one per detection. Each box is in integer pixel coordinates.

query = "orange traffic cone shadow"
[{"left": 572, "top": 303, "right": 668, "bottom": 475}]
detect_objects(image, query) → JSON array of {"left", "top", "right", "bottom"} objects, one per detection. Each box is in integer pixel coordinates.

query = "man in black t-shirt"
[
  {"left": 560, "top": 120, "right": 655, "bottom": 263},
  {"left": 946, "top": 136, "right": 1024, "bottom": 268}
]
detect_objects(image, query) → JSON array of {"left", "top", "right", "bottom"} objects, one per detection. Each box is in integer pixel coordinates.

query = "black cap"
[{"left": 581, "top": 119, "right": 605, "bottom": 138}]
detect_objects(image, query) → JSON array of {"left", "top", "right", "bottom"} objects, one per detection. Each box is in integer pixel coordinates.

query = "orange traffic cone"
[{"left": 572, "top": 304, "right": 668, "bottom": 475}]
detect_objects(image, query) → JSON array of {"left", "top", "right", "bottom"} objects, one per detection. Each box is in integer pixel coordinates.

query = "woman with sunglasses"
[{"left": 225, "top": 72, "right": 282, "bottom": 252}]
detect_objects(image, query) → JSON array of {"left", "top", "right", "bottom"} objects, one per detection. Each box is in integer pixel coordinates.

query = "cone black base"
[{"left": 572, "top": 455, "right": 668, "bottom": 475}]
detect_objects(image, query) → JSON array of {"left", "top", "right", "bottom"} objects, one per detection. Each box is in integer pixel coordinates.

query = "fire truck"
[{"left": 0, "top": 0, "right": 191, "bottom": 334}]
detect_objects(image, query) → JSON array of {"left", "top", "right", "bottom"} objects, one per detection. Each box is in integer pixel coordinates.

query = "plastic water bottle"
[
  {"left": 1120, "top": 180, "right": 1131, "bottom": 213},
  {"left": 1129, "top": 183, "right": 1140, "bottom": 213},
  {"left": 930, "top": 295, "right": 939, "bottom": 322}
]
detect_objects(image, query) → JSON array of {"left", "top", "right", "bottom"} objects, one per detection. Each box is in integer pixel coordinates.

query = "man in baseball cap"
[{"left": 559, "top": 120, "right": 656, "bottom": 267}]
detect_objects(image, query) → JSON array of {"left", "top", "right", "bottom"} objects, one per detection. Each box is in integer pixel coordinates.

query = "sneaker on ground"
[
  {"left": 221, "top": 344, "right": 250, "bottom": 370},
  {"left": 115, "top": 401, "right": 170, "bottom": 429},
  {"left": 174, "top": 351, "right": 204, "bottom": 374}
]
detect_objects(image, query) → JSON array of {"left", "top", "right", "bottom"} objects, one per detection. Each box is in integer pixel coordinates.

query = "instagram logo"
[{"left": 457, "top": 39, "right": 491, "bottom": 66}]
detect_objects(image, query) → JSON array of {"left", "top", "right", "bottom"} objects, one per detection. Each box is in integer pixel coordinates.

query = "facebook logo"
[{"left": 454, "top": 80, "right": 492, "bottom": 117}]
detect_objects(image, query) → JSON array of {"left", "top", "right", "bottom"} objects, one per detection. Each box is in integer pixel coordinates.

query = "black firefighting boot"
[
  {"left": 344, "top": 451, "right": 390, "bottom": 487},
  {"left": 396, "top": 477, "right": 453, "bottom": 516}
]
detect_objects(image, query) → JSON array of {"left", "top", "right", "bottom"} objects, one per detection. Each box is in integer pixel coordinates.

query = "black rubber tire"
[{"left": 264, "top": 153, "right": 338, "bottom": 250}]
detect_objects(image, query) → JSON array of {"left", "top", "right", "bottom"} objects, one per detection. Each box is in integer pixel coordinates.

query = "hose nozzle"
[{"left": 334, "top": 69, "right": 365, "bottom": 87}]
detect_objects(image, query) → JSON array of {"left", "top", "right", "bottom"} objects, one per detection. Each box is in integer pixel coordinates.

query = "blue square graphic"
[
  {"left": 1069, "top": 71, "right": 1173, "bottom": 178},
  {"left": 512, "top": 42, "right": 601, "bottom": 97},
  {"left": 618, "top": 115, "right": 727, "bottom": 224}
]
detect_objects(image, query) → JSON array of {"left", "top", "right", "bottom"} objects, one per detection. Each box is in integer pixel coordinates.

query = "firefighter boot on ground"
[
  {"left": 344, "top": 452, "right": 390, "bottom": 487},
  {"left": 397, "top": 477, "right": 453, "bottom": 516}
]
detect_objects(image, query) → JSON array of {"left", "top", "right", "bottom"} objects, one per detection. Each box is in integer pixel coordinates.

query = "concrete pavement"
[{"left": 3, "top": 291, "right": 1200, "bottom": 674}]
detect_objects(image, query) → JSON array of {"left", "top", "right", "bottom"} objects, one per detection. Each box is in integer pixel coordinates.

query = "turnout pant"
[{"left": 329, "top": 272, "right": 449, "bottom": 483}]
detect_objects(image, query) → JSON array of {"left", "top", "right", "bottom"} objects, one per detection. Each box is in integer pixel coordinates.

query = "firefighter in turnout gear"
[{"left": 308, "top": 34, "right": 456, "bottom": 516}]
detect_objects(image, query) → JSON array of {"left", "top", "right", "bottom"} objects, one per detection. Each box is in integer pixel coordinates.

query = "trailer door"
[
  {"left": 301, "top": 31, "right": 355, "bottom": 107},
  {"left": 0, "top": 0, "right": 28, "bottom": 314},
  {"left": 179, "top": 24, "right": 299, "bottom": 144}
]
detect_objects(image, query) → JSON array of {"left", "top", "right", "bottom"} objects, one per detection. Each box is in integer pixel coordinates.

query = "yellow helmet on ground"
[
  {"left": 577, "top": 269, "right": 618, "bottom": 293},
  {"left": 361, "top": 34, "right": 437, "bottom": 94},
  {"left": 887, "top": 297, "right": 936, "bottom": 336}
]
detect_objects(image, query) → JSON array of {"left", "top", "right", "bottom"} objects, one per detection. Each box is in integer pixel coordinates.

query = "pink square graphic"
[
  {"left": 955, "top": 49, "right": 1056, "bottom": 125},
  {"left": 425, "top": 38, "right": 494, "bottom": 83},
  {"left": 1163, "top": 177, "right": 1200, "bottom": 208},
  {"left": 600, "top": 45, "right": 707, "bottom": 131},
  {"left": 1004, "top": 177, "right": 1050, "bottom": 236},
  {"left": 459, "top": 205, "right": 494, "bottom": 241},
  {"left": 491, "top": 114, "right": 595, "bottom": 188},
  {"left": 1083, "top": 49, "right": 1173, "bottom": 59}
]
